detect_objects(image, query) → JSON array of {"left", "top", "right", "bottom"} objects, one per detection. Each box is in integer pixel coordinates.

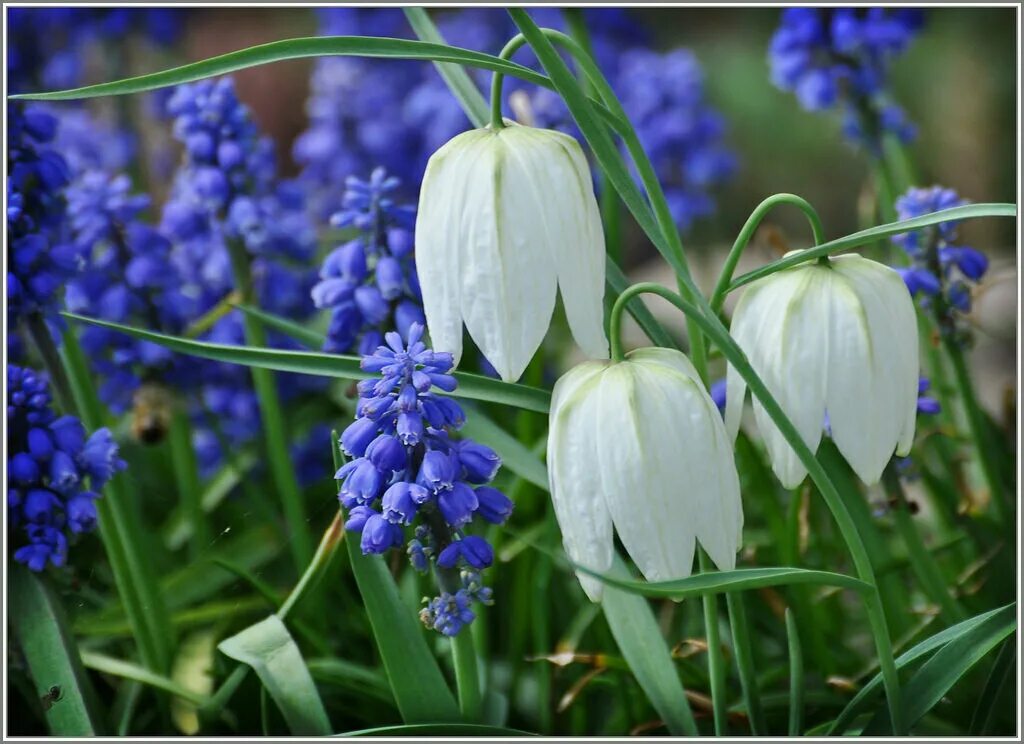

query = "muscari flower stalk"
[
  {"left": 64, "top": 170, "right": 197, "bottom": 413},
  {"left": 312, "top": 167, "right": 425, "bottom": 356},
  {"left": 892, "top": 186, "right": 989, "bottom": 342},
  {"left": 8, "top": 364, "right": 126, "bottom": 571},
  {"left": 548, "top": 348, "right": 743, "bottom": 602},
  {"left": 725, "top": 253, "right": 919, "bottom": 489},
  {"left": 161, "top": 77, "right": 323, "bottom": 471},
  {"left": 337, "top": 323, "right": 512, "bottom": 635},
  {"left": 7, "top": 104, "right": 76, "bottom": 344},
  {"left": 769, "top": 7, "right": 924, "bottom": 152},
  {"left": 416, "top": 121, "right": 609, "bottom": 382}
]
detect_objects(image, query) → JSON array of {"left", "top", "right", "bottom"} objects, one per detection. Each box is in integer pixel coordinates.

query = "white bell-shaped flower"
[
  {"left": 415, "top": 121, "right": 609, "bottom": 382},
  {"left": 725, "top": 253, "right": 919, "bottom": 489},
  {"left": 548, "top": 348, "right": 743, "bottom": 602}
]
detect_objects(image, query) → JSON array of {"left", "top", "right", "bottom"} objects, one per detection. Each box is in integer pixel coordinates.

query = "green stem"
[
  {"left": 608, "top": 283, "right": 906, "bottom": 733},
  {"left": 697, "top": 550, "right": 727, "bottom": 735},
  {"left": 494, "top": 22, "right": 708, "bottom": 379},
  {"left": 24, "top": 313, "right": 77, "bottom": 414},
  {"left": 942, "top": 335, "right": 1009, "bottom": 523},
  {"left": 725, "top": 593, "right": 765, "bottom": 735},
  {"left": 450, "top": 624, "right": 482, "bottom": 722},
  {"left": 882, "top": 465, "right": 967, "bottom": 624},
  {"left": 169, "top": 405, "right": 209, "bottom": 557},
  {"left": 51, "top": 328, "right": 174, "bottom": 674},
  {"left": 225, "top": 238, "right": 312, "bottom": 570},
  {"left": 784, "top": 608, "right": 804, "bottom": 736},
  {"left": 709, "top": 193, "right": 826, "bottom": 315}
]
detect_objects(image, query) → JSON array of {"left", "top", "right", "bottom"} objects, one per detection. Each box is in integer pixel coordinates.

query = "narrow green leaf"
[
  {"left": 218, "top": 615, "right": 332, "bottom": 735},
  {"left": 828, "top": 603, "right": 1014, "bottom": 734},
  {"left": 338, "top": 723, "right": 538, "bottom": 736},
  {"left": 331, "top": 431, "right": 461, "bottom": 723},
  {"left": 969, "top": 637, "right": 1015, "bottom": 735},
  {"left": 234, "top": 303, "right": 325, "bottom": 349},
  {"left": 77, "top": 596, "right": 268, "bottom": 637},
  {"left": 9, "top": 566, "right": 103, "bottom": 735},
  {"left": 601, "top": 556, "right": 699, "bottom": 736},
  {"left": 785, "top": 608, "right": 804, "bottom": 736},
  {"left": 64, "top": 313, "right": 551, "bottom": 413},
  {"left": 403, "top": 8, "right": 489, "bottom": 127},
  {"left": 728, "top": 203, "right": 1017, "bottom": 292},
  {"left": 580, "top": 565, "right": 871, "bottom": 599},
  {"left": 726, "top": 593, "right": 766, "bottom": 735},
  {"left": 79, "top": 651, "right": 205, "bottom": 706},
  {"left": 863, "top": 603, "right": 1016, "bottom": 734},
  {"left": 460, "top": 403, "right": 548, "bottom": 490}
]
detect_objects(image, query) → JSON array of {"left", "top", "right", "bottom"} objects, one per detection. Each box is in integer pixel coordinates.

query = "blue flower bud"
[
  {"left": 361, "top": 513, "right": 402, "bottom": 554},
  {"left": 381, "top": 482, "right": 424, "bottom": 525},
  {"left": 375, "top": 255, "right": 405, "bottom": 300},
  {"left": 48, "top": 450, "right": 80, "bottom": 494},
  {"left": 474, "top": 486, "right": 514, "bottom": 525},
  {"left": 418, "top": 450, "right": 456, "bottom": 493},
  {"left": 9, "top": 453, "right": 40, "bottom": 484},
  {"left": 396, "top": 411, "right": 424, "bottom": 446},
  {"left": 941, "top": 246, "right": 988, "bottom": 281},
  {"left": 354, "top": 285, "right": 389, "bottom": 325},
  {"left": 439, "top": 481, "right": 478, "bottom": 528},
  {"left": 438, "top": 535, "right": 494, "bottom": 569},
  {"left": 340, "top": 416, "right": 378, "bottom": 457},
  {"left": 27, "top": 428, "right": 54, "bottom": 461},
  {"left": 23, "top": 488, "right": 60, "bottom": 522},
  {"left": 395, "top": 300, "right": 425, "bottom": 338},
  {"left": 66, "top": 492, "right": 98, "bottom": 533},
  {"left": 365, "top": 434, "right": 407, "bottom": 473},
  {"left": 80, "top": 428, "right": 124, "bottom": 489},
  {"left": 455, "top": 440, "right": 501, "bottom": 483},
  {"left": 343, "top": 504, "right": 376, "bottom": 532},
  {"left": 337, "top": 457, "right": 384, "bottom": 504},
  {"left": 897, "top": 267, "right": 941, "bottom": 297}
]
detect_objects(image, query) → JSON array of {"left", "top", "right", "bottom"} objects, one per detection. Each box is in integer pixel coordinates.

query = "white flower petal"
[
  {"left": 546, "top": 132, "right": 609, "bottom": 360},
  {"left": 416, "top": 130, "right": 491, "bottom": 366},
  {"left": 598, "top": 363, "right": 695, "bottom": 583},
  {"left": 548, "top": 361, "right": 614, "bottom": 601}
]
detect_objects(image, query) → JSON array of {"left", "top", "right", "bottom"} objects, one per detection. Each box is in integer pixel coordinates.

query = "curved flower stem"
[
  {"left": 494, "top": 22, "right": 708, "bottom": 380},
  {"left": 436, "top": 566, "right": 482, "bottom": 722},
  {"left": 709, "top": 193, "right": 826, "bottom": 315},
  {"left": 609, "top": 282, "right": 906, "bottom": 734}
]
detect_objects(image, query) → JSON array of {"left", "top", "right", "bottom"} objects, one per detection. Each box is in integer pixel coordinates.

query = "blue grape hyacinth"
[
  {"left": 312, "top": 167, "right": 424, "bottom": 356},
  {"left": 892, "top": 186, "right": 989, "bottom": 337},
  {"left": 769, "top": 7, "right": 924, "bottom": 151},
  {"left": 8, "top": 365, "right": 126, "bottom": 571},
  {"left": 337, "top": 323, "right": 512, "bottom": 636},
  {"left": 7, "top": 104, "right": 76, "bottom": 335}
]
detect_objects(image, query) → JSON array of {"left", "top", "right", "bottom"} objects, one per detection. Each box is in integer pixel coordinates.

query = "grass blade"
[
  {"left": 785, "top": 608, "right": 804, "bottom": 736},
  {"left": 403, "top": 8, "right": 489, "bottom": 127},
  {"left": 726, "top": 593, "right": 766, "bottom": 735},
  {"left": 338, "top": 723, "right": 538, "bottom": 736},
  {"left": 828, "top": 603, "right": 1014, "bottom": 734},
  {"left": 80, "top": 652, "right": 204, "bottom": 706},
  {"left": 218, "top": 615, "right": 332, "bottom": 735},
  {"left": 331, "top": 431, "right": 461, "bottom": 723},
  {"left": 9, "top": 566, "right": 103, "bottom": 735},
  {"left": 601, "top": 555, "right": 699, "bottom": 736},
  {"left": 580, "top": 565, "right": 871, "bottom": 599},
  {"left": 63, "top": 313, "right": 551, "bottom": 413},
  {"left": 234, "top": 303, "right": 325, "bottom": 349},
  {"left": 969, "top": 637, "right": 1015, "bottom": 735},
  {"left": 862, "top": 603, "right": 1016, "bottom": 733}
]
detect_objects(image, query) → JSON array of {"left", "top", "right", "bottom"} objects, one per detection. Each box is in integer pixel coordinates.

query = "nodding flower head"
[
  {"left": 335, "top": 323, "right": 510, "bottom": 634},
  {"left": 416, "top": 123, "right": 609, "bottom": 382}
]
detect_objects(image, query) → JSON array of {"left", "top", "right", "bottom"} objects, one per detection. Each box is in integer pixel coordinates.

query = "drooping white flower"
[
  {"left": 415, "top": 121, "right": 608, "bottom": 382},
  {"left": 725, "top": 252, "right": 919, "bottom": 489},
  {"left": 548, "top": 348, "right": 743, "bottom": 602}
]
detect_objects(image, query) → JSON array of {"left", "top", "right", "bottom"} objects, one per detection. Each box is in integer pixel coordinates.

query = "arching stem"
[{"left": 710, "top": 193, "right": 826, "bottom": 315}]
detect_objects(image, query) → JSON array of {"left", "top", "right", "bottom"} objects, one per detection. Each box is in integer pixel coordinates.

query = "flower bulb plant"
[{"left": 4, "top": 6, "right": 1017, "bottom": 740}]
